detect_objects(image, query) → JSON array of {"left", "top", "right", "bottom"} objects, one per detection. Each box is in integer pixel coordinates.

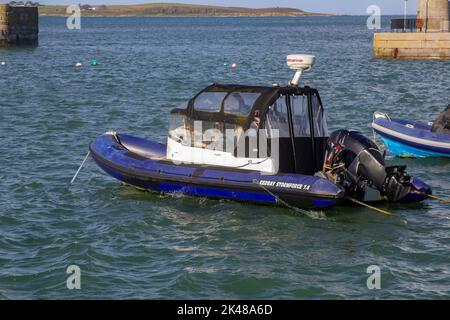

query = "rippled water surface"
[{"left": 0, "top": 16, "right": 449, "bottom": 299}]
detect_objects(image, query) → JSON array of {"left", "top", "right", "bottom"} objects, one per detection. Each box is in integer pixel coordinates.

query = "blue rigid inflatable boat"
[
  {"left": 90, "top": 133, "right": 345, "bottom": 208},
  {"left": 90, "top": 132, "right": 431, "bottom": 208},
  {"left": 89, "top": 56, "right": 432, "bottom": 210},
  {"left": 372, "top": 112, "right": 450, "bottom": 158}
]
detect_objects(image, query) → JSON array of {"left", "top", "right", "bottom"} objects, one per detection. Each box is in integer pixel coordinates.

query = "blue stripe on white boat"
[
  {"left": 381, "top": 137, "right": 450, "bottom": 158},
  {"left": 372, "top": 117, "right": 450, "bottom": 157}
]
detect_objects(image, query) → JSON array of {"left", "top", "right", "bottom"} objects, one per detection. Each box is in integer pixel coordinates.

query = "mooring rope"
[
  {"left": 253, "top": 180, "right": 395, "bottom": 217},
  {"left": 70, "top": 151, "right": 91, "bottom": 184},
  {"left": 252, "top": 180, "right": 320, "bottom": 217},
  {"left": 346, "top": 196, "right": 395, "bottom": 216},
  {"left": 414, "top": 191, "right": 450, "bottom": 204},
  {"left": 426, "top": 194, "right": 450, "bottom": 204}
]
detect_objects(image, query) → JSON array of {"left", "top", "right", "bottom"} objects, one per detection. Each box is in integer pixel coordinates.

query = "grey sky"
[{"left": 35, "top": 1, "right": 419, "bottom": 15}]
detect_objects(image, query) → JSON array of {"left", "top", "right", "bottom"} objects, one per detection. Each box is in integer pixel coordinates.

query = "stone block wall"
[{"left": 0, "top": 4, "right": 39, "bottom": 46}]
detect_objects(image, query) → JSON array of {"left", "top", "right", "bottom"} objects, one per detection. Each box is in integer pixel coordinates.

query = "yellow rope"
[
  {"left": 411, "top": 190, "right": 450, "bottom": 204},
  {"left": 121, "top": 182, "right": 148, "bottom": 192},
  {"left": 423, "top": 193, "right": 450, "bottom": 204},
  {"left": 347, "top": 197, "right": 395, "bottom": 216}
]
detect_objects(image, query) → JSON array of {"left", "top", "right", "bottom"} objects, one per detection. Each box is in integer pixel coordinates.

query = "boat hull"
[
  {"left": 89, "top": 133, "right": 346, "bottom": 209},
  {"left": 372, "top": 116, "right": 450, "bottom": 158}
]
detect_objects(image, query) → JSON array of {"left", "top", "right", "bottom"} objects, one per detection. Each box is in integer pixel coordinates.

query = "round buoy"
[
  {"left": 231, "top": 63, "right": 237, "bottom": 69},
  {"left": 223, "top": 63, "right": 228, "bottom": 67},
  {"left": 75, "top": 62, "right": 82, "bottom": 67},
  {"left": 91, "top": 60, "right": 98, "bottom": 66},
  {"left": 0, "top": 61, "right": 5, "bottom": 66}
]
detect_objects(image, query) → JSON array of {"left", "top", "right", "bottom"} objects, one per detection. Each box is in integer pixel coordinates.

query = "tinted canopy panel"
[
  {"left": 194, "top": 92, "right": 228, "bottom": 112},
  {"left": 223, "top": 92, "right": 261, "bottom": 116}
]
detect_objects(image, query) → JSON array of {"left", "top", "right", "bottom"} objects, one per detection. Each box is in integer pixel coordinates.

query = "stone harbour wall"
[
  {"left": 0, "top": 4, "right": 39, "bottom": 46},
  {"left": 373, "top": 32, "right": 450, "bottom": 60}
]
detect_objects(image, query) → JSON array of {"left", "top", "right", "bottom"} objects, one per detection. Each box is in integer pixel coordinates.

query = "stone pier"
[
  {"left": 373, "top": 0, "right": 450, "bottom": 60},
  {"left": 0, "top": 4, "right": 39, "bottom": 46},
  {"left": 374, "top": 32, "right": 450, "bottom": 59}
]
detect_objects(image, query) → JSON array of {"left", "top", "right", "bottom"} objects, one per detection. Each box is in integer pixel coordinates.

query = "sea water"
[{"left": 0, "top": 16, "right": 449, "bottom": 299}]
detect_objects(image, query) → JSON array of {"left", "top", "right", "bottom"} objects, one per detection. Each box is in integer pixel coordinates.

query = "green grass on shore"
[{"left": 38, "top": 3, "right": 335, "bottom": 17}]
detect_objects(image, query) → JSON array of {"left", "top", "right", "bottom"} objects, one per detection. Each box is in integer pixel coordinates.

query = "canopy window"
[
  {"left": 264, "top": 92, "right": 328, "bottom": 175},
  {"left": 310, "top": 94, "right": 328, "bottom": 137},
  {"left": 223, "top": 92, "right": 260, "bottom": 116},
  {"left": 194, "top": 92, "right": 227, "bottom": 112},
  {"left": 291, "top": 95, "right": 311, "bottom": 137},
  {"left": 266, "top": 95, "right": 290, "bottom": 138}
]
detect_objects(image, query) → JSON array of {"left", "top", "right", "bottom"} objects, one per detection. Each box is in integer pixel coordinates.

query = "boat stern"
[{"left": 401, "top": 176, "right": 433, "bottom": 203}]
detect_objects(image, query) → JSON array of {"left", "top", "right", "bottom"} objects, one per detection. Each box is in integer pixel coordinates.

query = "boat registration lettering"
[{"left": 259, "top": 180, "right": 311, "bottom": 191}]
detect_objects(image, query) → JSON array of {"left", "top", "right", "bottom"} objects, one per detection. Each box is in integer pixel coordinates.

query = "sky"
[{"left": 34, "top": 0, "right": 419, "bottom": 15}]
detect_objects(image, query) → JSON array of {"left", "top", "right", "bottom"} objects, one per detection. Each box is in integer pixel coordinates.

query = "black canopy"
[
  {"left": 171, "top": 83, "right": 321, "bottom": 130},
  {"left": 170, "top": 83, "right": 327, "bottom": 175}
]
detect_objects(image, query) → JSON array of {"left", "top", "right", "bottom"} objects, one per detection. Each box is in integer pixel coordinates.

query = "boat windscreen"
[
  {"left": 291, "top": 95, "right": 311, "bottom": 137},
  {"left": 264, "top": 92, "right": 328, "bottom": 174},
  {"left": 194, "top": 92, "right": 228, "bottom": 112},
  {"left": 223, "top": 92, "right": 261, "bottom": 116},
  {"left": 266, "top": 94, "right": 328, "bottom": 138},
  {"left": 192, "top": 90, "right": 263, "bottom": 117},
  {"left": 266, "top": 95, "right": 290, "bottom": 138},
  {"left": 310, "top": 94, "right": 328, "bottom": 137}
]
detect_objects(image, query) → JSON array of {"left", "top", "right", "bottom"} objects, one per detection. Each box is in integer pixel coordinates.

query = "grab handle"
[{"left": 373, "top": 111, "right": 391, "bottom": 122}]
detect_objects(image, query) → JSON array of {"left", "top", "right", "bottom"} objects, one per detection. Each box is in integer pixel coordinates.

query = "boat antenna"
[{"left": 286, "top": 54, "right": 315, "bottom": 86}]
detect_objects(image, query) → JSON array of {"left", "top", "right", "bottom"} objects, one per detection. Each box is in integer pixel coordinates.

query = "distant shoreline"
[
  {"left": 37, "top": 4, "right": 341, "bottom": 17},
  {"left": 39, "top": 14, "right": 341, "bottom": 17}
]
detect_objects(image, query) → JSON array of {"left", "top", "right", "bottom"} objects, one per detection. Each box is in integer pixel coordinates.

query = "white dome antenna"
[{"left": 286, "top": 54, "right": 315, "bottom": 86}]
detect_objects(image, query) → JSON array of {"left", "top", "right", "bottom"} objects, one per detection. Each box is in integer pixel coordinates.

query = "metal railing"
[
  {"left": 390, "top": 18, "right": 419, "bottom": 32},
  {"left": 391, "top": 18, "right": 450, "bottom": 32}
]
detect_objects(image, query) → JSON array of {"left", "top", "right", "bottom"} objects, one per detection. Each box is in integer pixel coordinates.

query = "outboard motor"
[
  {"left": 431, "top": 104, "right": 450, "bottom": 134},
  {"left": 324, "top": 130, "right": 412, "bottom": 202}
]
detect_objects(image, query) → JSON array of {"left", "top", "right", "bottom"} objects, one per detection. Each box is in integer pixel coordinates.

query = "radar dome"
[{"left": 286, "top": 54, "right": 315, "bottom": 86}]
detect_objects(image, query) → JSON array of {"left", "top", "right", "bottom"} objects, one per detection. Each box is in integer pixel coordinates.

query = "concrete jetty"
[
  {"left": 373, "top": 0, "right": 450, "bottom": 60},
  {"left": 0, "top": 4, "right": 39, "bottom": 46}
]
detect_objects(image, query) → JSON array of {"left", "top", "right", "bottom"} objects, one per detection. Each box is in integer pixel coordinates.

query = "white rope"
[
  {"left": 253, "top": 180, "right": 323, "bottom": 218},
  {"left": 70, "top": 151, "right": 91, "bottom": 184}
]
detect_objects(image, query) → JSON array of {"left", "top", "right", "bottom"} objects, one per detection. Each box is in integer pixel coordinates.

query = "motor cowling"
[
  {"left": 325, "top": 130, "right": 412, "bottom": 202},
  {"left": 431, "top": 104, "right": 450, "bottom": 134}
]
